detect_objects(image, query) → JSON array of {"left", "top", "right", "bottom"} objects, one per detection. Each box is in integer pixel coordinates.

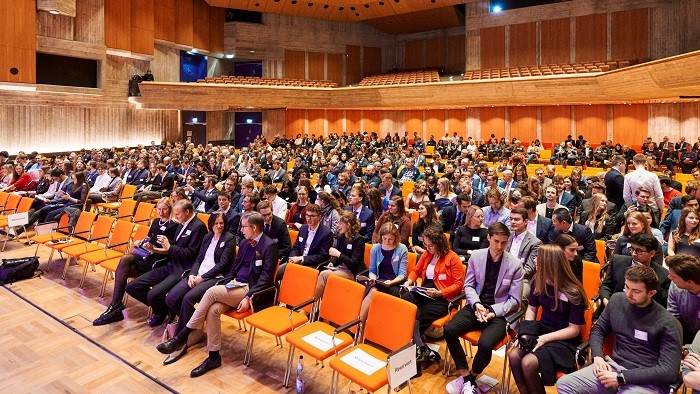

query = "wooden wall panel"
[
  {"left": 307, "top": 109, "right": 325, "bottom": 135},
  {"left": 345, "top": 45, "right": 361, "bottom": 85},
  {"left": 679, "top": 102, "right": 700, "bottom": 142},
  {"left": 0, "top": 0, "right": 36, "bottom": 83},
  {"left": 542, "top": 105, "right": 571, "bottom": 144},
  {"left": 446, "top": 35, "right": 465, "bottom": 74},
  {"left": 509, "top": 22, "right": 536, "bottom": 67},
  {"left": 75, "top": 0, "right": 105, "bottom": 45},
  {"left": 285, "top": 109, "right": 306, "bottom": 137},
  {"left": 192, "top": 0, "right": 209, "bottom": 51},
  {"left": 308, "top": 52, "right": 325, "bottom": 81},
  {"left": 130, "top": 0, "right": 154, "bottom": 55},
  {"left": 284, "top": 50, "right": 306, "bottom": 80},
  {"left": 613, "top": 104, "right": 648, "bottom": 146},
  {"left": 36, "top": 11, "right": 74, "bottom": 40},
  {"left": 105, "top": 0, "right": 131, "bottom": 50},
  {"left": 363, "top": 110, "right": 381, "bottom": 133},
  {"left": 208, "top": 6, "right": 225, "bottom": 54},
  {"left": 174, "top": 0, "right": 194, "bottom": 47},
  {"left": 379, "top": 110, "right": 406, "bottom": 138},
  {"left": 425, "top": 109, "right": 446, "bottom": 140},
  {"left": 480, "top": 106, "right": 506, "bottom": 139},
  {"left": 575, "top": 13, "right": 607, "bottom": 62},
  {"left": 363, "top": 46, "right": 382, "bottom": 77},
  {"left": 345, "top": 110, "right": 362, "bottom": 133},
  {"left": 447, "top": 109, "right": 467, "bottom": 137},
  {"left": 509, "top": 106, "right": 537, "bottom": 143},
  {"left": 575, "top": 105, "right": 607, "bottom": 144},
  {"left": 327, "top": 109, "right": 344, "bottom": 134},
  {"left": 405, "top": 110, "right": 423, "bottom": 134},
  {"left": 404, "top": 40, "right": 424, "bottom": 69},
  {"left": 155, "top": 0, "right": 176, "bottom": 42},
  {"left": 541, "top": 17, "right": 570, "bottom": 65},
  {"left": 327, "top": 53, "right": 343, "bottom": 85},
  {"left": 425, "top": 38, "right": 445, "bottom": 69},
  {"left": 480, "top": 26, "right": 505, "bottom": 69},
  {"left": 612, "top": 8, "right": 648, "bottom": 61}
]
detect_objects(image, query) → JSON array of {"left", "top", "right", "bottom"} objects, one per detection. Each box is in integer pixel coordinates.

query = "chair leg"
[
  {"left": 283, "top": 345, "right": 295, "bottom": 387},
  {"left": 244, "top": 327, "right": 256, "bottom": 366},
  {"left": 61, "top": 256, "right": 71, "bottom": 280},
  {"left": 44, "top": 248, "right": 55, "bottom": 273},
  {"left": 79, "top": 261, "right": 90, "bottom": 288},
  {"left": 242, "top": 320, "right": 247, "bottom": 332},
  {"left": 99, "top": 269, "right": 110, "bottom": 298}
]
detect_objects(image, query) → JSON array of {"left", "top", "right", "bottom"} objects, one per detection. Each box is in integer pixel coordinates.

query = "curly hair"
[
  {"left": 338, "top": 210, "right": 360, "bottom": 241},
  {"left": 422, "top": 225, "right": 450, "bottom": 258}
]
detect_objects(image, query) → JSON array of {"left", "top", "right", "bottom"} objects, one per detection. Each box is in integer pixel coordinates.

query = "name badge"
[
  {"left": 273, "top": 238, "right": 278, "bottom": 242},
  {"left": 186, "top": 230, "right": 191, "bottom": 235},
  {"left": 558, "top": 292, "right": 569, "bottom": 302},
  {"left": 160, "top": 226, "right": 166, "bottom": 231},
  {"left": 361, "top": 223, "right": 367, "bottom": 228},
  {"left": 298, "top": 237, "right": 304, "bottom": 242},
  {"left": 346, "top": 244, "right": 353, "bottom": 250},
  {"left": 472, "top": 236, "right": 480, "bottom": 242},
  {"left": 438, "top": 274, "right": 447, "bottom": 280},
  {"left": 626, "top": 243, "right": 631, "bottom": 248},
  {"left": 255, "top": 259, "right": 263, "bottom": 267},
  {"left": 577, "top": 245, "right": 584, "bottom": 251},
  {"left": 502, "top": 279, "right": 512, "bottom": 285},
  {"left": 220, "top": 242, "right": 225, "bottom": 248},
  {"left": 139, "top": 178, "right": 145, "bottom": 181},
  {"left": 634, "top": 329, "right": 648, "bottom": 341}
]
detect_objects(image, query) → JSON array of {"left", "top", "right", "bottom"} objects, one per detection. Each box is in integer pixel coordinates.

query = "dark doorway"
[
  {"left": 234, "top": 61, "right": 263, "bottom": 77},
  {"left": 234, "top": 112, "right": 262, "bottom": 148},
  {"left": 182, "top": 111, "right": 207, "bottom": 146}
]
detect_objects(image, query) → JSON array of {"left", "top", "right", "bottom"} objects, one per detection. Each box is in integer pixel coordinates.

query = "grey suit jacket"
[
  {"left": 464, "top": 249, "right": 524, "bottom": 317},
  {"left": 506, "top": 230, "right": 542, "bottom": 280}
]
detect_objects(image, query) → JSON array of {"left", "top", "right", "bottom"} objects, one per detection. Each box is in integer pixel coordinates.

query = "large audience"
[{"left": 1, "top": 131, "right": 700, "bottom": 393}]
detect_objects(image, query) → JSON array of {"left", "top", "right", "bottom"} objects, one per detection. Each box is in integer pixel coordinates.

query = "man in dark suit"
[
  {"left": 269, "top": 160, "right": 288, "bottom": 184},
  {"left": 156, "top": 211, "right": 278, "bottom": 377},
  {"left": 615, "top": 186, "right": 661, "bottom": 230},
  {"left": 604, "top": 155, "right": 626, "bottom": 210},
  {"left": 345, "top": 188, "right": 375, "bottom": 242},
  {"left": 429, "top": 154, "right": 446, "bottom": 174},
  {"left": 125, "top": 200, "right": 207, "bottom": 327},
  {"left": 597, "top": 233, "right": 670, "bottom": 312},
  {"left": 133, "top": 164, "right": 175, "bottom": 202},
  {"left": 211, "top": 191, "right": 237, "bottom": 229},
  {"left": 278, "top": 203, "right": 333, "bottom": 280},
  {"left": 549, "top": 207, "right": 597, "bottom": 262},
  {"left": 441, "top": 193, "right": 472, "bottom": 239},
  {"left": 522, "top": 196, "right": 554, "bottom": 243},
  {"left": 378, "top": 173, "right": 401, "bottom": 198},
  {"left": 257, "top": 200, "right": 292, "bottom": 257},
  {"left": 190, "top": 175, "right": 219, "bottom": 213}
]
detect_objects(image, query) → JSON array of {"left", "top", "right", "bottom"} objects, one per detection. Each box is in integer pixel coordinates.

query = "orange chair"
[
  {"left": 329, "top": 291, "right": 417, "bottom": 393},
  {"left": 99, "top": 223, "right": 150, "bottom": 297},
  {"left": 582, "top": 260, "right": 601, "bottom": 300},
  {"left": 32, "top": 211, "right": 96, "bottom": 271},
  {"left": 0, "top": 193, "right": 21, "bottom": 216},
  {"left": 95, "top": 184, "right": 136, "bottom": 212},
  {"left": 113, "top": 198, "right": 138, "bottom": 221},
  {"left": 364, "top": 243, "right": 372, "bottom": 267},
  {"left": 78, "top": 220, "right": 135, "bottom": 288},
  {"left": 130, "top": 202, "right": 155, "bottom": 225},
  {"left": 0, "top": 196, "right": 34, "bottom": 250},
  {"left": 197, "top": 213, "right": 210, "bottom": 230},
  {"left": 595, "top": 239, "right": 607, "bottom": 265},
  {"left": 0, "top": 191, "right": 9, "bottom": 210},
  {"left": 283, "top": 276, "right": 365, "bottom": 387},
  {"left": 58, "top": 216, "right": 116, "bottom": 280},
  {"left": 242, "top": 263, "right": 319, "bottom": 365},
  {"left": 289, "top": 229, "right": 299, "bottom": 245}
]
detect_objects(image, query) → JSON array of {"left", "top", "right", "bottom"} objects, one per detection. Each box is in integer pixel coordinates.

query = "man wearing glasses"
[
  {"left": 277, "top": 203, "right": 333, "bottom": 281},
  {"left": 597, "top": 233, "right": 670, "bottom": 316},
  {"left": 256, "top": 200, "right": 291, "bottom": 258}
]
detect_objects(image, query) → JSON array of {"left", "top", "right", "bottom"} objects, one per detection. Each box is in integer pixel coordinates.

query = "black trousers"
[
  {"left": 444, "top": 307, "right": 507, "bottom": 374},
  {"left": 165, "top": 277, "right": 220, "bottom": 333},
  {"left": 125, "top": 266, "right": 181, "bottom": 316},
  {"left": 111, "top": 254, "right": 151, "bottom": 304},
  {"left": 400, "top": 291, "right": 449, "bottom": 334}
]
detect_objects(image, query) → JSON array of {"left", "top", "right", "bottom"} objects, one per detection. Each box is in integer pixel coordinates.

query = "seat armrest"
[{"left": 290, "top": 297, "right": 315, "bottom": 312}]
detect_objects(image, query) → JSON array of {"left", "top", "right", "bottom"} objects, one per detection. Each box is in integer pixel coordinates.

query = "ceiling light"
[
  {"left": 491, "top": 4, "right": 503, "bottom": 13},
  {"left": 49, "top": 10, "right": 60, "bottom": 14},
  {"left": 226, "top": 54, "right": 234, "bottom": 59}
]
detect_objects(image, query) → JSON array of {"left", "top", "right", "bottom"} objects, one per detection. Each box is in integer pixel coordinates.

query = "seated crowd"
[{"left": 2, "top": 130, "right": 700, "bottom": 393}]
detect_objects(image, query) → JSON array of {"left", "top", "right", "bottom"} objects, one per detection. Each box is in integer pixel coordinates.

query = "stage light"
[
  {"left": 246, "top": 119, "right": 253, "bottom": 124},
  {"left": 192, "top": 118, "right": 198, "bottom": 123},
  {"left": 492, "top": 4, "right": 502, "bottom": 12}
]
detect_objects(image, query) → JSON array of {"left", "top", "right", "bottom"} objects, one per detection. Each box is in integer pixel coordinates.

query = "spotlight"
[
  {"left": 192, "top": 118, "right": 198, "bottom": 123},
  {"left": 492, "top": 4, "right": 502, "bottom": 12},
  {"left": 246, "top": 119, "right": 253, "bottom": 124}
]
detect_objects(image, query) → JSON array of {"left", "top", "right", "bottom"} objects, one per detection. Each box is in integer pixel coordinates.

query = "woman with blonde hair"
[
  {"left": 668, "top": 207, "right": 700, "bottom": 258},
  {"left": 613, "top": 211, "right": 664, "bottom": 266},
  {"left": 435, "top": 177, "right": 457, "bottom": 213},
  {"left": 406, "top": 179, "right": 430, "bottom": 212},
  {"left": 527, "top": 175, "right": 543, "bottom": 202},
  {"left": 372, "top": 195, "right": 412, "bottom": 246},
  {"left": 452, "top": 205, "right": 489, "bottom": 261},
  {"left": 579, "top": 193, "right": 615, "bottom": 240},
  {"left": 508, "top": 245, "right": 587, "bottom": 394}
]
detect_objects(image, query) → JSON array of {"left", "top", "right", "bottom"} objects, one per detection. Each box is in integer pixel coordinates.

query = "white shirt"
[
  {"left": 302, "top": 224, "right": 319, "bottom": 257},
  {"left": 426, "top": 255, "right": 439, "bottom": 280},
  {"left": 527, "top": 216, "right": 538, "bottom": 236},
  {"left": 176, "top": 214, "right": 195, "bottom": 241},
  {"left": 197, "top": 237, "right": 219, "bottom": 275},
  {"left": 90, "top": 173, "right": 111, "bottom": 193},
  {"left": 272, "top": 195, "right": 288, "bottom": 220},
  {"left": 623, "top": 166, "right": 664, "bottom": 210}
]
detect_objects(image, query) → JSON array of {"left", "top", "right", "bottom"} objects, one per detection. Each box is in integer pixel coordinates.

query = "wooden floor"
[{"left": 1, "top": 235, "right": 556, "bottom": 393}]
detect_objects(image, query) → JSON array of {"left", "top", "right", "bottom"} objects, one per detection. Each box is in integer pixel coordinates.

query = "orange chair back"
[
  {"left": 16, "top": 197, "right": 34, "bottom": 213},
  {"left": 581, "top": 306, "right": 594, "bottom": 342},
  {"left": 319, "top": 276, "right": 364, "bottom": 326},
  {"left": 410, "top": 210, "right": 419, "bottom": 226},
  {"left": 3, "top": 194, "right": 21, "bottom": 212},
  {"left": 120, "top": 184, "right": 137, "bottom": 199},
  {"left": 110, "top": 220, "right": 135, "bottom": 252},
  {"left": 595, "top": 239, "right": 606, "bottom": 264},
  {"left": 132, "top": 202, "right": 154, "bottom": 224},
  {"left": 197, "top": 213, "right": 211, "bottom": 230},
  {"left": 91, "top": 216, "right": 116, "bottom": 243},
  {"left": 289, "top": 229, "right": 299, "bottom": 245},
  {"left": 364, "top": 292, "right": 417, "bottom": 351},
  {"left": 364, "top": 243, "right": 372, "bottom": 267},
  {"left": 407, "top": 251, "right": 418, "bottom": 275},
  {"left": 278, "top": 264, "right": 319, "bottom": 313},
  {"left": 132, "top": 224, "right": 150, "bottom": 241},
  {"left": 116, "top": 199, "right": 137, "bottom": 218},
  {"left": 582, "top": 260, "right": 601, "bottom": 300},
  {"left": 0, "top": 191, "right": 9, "bottom": 207},
  {"left": 73, "top": 211, "right": 97, "bottom": 237}
]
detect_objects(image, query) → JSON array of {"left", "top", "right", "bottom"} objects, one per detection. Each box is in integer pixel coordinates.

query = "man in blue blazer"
[
  {"left": 444, "top": 222, "right": 523, "bottom": 394},
  {"left": 278, "top": 204, "right": 333, "bottom": 280},
  {"left": 345, "top": 188, "right": 375, "bottom": 242},
  {"left": 190, "top": 175, "right": 219, "bottom": 213},
  {"left": 549, "top": 207, "right": 597, "bottom": 262}
]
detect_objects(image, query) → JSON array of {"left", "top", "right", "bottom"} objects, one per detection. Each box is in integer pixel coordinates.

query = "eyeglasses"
[{"left": 629, "top": 247, "right": 649, "bottom": 255}]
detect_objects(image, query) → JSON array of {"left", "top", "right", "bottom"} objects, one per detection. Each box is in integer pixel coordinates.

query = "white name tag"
[
  {"left": 273, "top": 238, "right": 278, "bottom": 242},
  {"left": 626, "top": 243, "right": 631, "bottom": 248},
  {"left": 220, "top": 242, "right": 225, "bottom": 248},
  {"left": 438, "top": 274, "right": 447, "bottom": 281},
  {"left": 634, "top": 329, "right": 648, "bottom": 341},
  {"left": 255, "top": 259, "right": 263, "bottom": 267},
  {"left": 298, "top": 237, "right": 304, "bottom": 242},
  {"left": 186, "top": 229, "right": 191, "bottom": 235},
  {"left": 577, "top": 245, "right": 584, "bottom": 250},
  {"left": 347, "top": 244, "right": 353, "bottom": 250},
  {"left": 160, "top": 226, "right": 166, "bottom": 231},
  {"left": 361, "top": 223, "right": 367, "bottom": 228},
  {"left": 503, "top": 279, "right": 511, "bottom": 285},
  {"left": 472, "top": 236, "right": 480, "bottom": 242},
  {"left": 558, "top": 292, "right": 569, "bottom": 302}
]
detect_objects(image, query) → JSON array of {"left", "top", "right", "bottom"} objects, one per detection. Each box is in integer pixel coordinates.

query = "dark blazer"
[
  {"left": 379, "top": 185, "right": 402, "bottom": 198},
  {"left": 189, "top": 232, "right": 236, "bottom": 279},
  {"left": 265, "top": 215, "right": 292, "bottom": 257},
  {"left": 549, "top": 222, "right": 597, "bottom": 262},
  {"left": 289, "top": 223, "right": 334, "bottom": 267},
  {"left": 578, "top": 211, "right": 616, "bottom": 240},
  {"left": 440, "top": 204, "right": 459, "bottom": 235},
  {"left": 225, "top": 234, "right": 279, "bottom": 298},
  {"left": 221, "top": 208, "right": 238, "bottom": 232},
  {"left": 345, "top": 205, "right": 375, "bottom": 242},
  {"left": 332, "top": 234, "right": 367, "bottom": 275},
  {"left": 192, "top": 187, "right": 218, "bottom": 212},
  {"left": 166, "top": 216, "right": 208, "bottom": 275},
  {"left": 599, "top": 254, "right": 670, "bottom": 307},
  {"left": 149, "top": 173, "right": 175, "bottom": 192},
  {"left": 604, "top": 168, "right": 625, "bottom": 209},
  {"left": 536, "top": 215, "right": 554, "bottom": 243},
  {"left": 558, "top": 191, "right": 577, "bottom": 216}
]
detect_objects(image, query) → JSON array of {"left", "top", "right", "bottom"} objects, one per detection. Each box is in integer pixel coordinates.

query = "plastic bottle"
[{"left": 295, "top": 355, "right": 305, "bottom": 393}]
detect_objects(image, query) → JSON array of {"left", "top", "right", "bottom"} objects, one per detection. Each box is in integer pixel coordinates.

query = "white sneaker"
[
  {"left": 461, "top": 380, "right": 477, "bottom": 394},
  {"left": 446, "top": 376, "right": 464, "bottom": 394}
]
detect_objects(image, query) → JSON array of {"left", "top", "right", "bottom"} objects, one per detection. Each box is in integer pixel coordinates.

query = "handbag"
[{"left": 516, "top": 320, "right": 541, "bottom": 352}]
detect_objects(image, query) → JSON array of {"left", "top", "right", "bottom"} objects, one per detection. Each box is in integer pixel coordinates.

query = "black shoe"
[
  {"left": 424, "top": 349, "right": 441, "bottom": 364},
  {"left": 93, "top": 304, "right": 125, "bottom": 326},
  {"left": 163, "top": 345, "right": 188, "bottom": 365},
  {"left": 157, "top": 335, "right": 188, "bottom": 354},
  {"left": 416, "top": 345, "right": 428, "bottom": 363},
  {"left": 190, "top": 356, "right": 222, "bottom": 378},
  {"left": 147, "top": 313, "right": 167, "bottom": 327}
]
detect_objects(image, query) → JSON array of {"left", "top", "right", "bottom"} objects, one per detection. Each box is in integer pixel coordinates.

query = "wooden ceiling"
[
  {"left": 205, "top": 0, "right": 469, "bottom": 22},
  {"left": 365, "top": 6, "right": 464, "bottom": 34},
  {"left": 134, "top": 51, "right": 700, "bottom": 111}
]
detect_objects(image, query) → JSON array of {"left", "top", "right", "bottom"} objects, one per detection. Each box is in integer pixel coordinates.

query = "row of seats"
[
  {"left": 463, "top": 59, "right": 643, "bottom": 80},
  {"left": 359, "top": 70, "right": 440, "bottom": 86},
  {"left": 196, "top": 76, "right": 338, "bottom": 88}
]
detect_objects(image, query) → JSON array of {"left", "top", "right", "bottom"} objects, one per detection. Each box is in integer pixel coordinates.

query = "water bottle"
[{"left": 295, "top": 355, "right": 305, "bottom": 393}]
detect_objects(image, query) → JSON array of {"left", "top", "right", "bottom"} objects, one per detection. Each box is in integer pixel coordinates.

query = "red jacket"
[{"left": 408, "top": 250, "right": 464, "bottom": 300}]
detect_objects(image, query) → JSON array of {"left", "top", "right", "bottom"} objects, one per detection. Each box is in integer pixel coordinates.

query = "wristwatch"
[{"left": 616, "top": 372, "right": 626, "bottom": 385}]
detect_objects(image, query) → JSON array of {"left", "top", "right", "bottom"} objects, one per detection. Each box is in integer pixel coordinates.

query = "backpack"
[{"left": 0, "top": 257, "right": 41, "bottom": 285}]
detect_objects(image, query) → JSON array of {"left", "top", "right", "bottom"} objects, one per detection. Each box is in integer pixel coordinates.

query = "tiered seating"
[
  {"left": 358, "top": 69, "right": 440, "bottom": 86},
  {"left": 463, "top": 59, "right": 643, "bottom": 80},
  {"left": 196, "top": 76, "right": 338, "bottom": 88}
]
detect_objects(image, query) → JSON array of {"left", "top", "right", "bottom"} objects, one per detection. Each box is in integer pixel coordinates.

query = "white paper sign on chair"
[
  {"left": 7, "top": 212, "right": 29, "bottom": 228},
  {"left": 387, "top": 343, "right": 417, "bottom": 390}
]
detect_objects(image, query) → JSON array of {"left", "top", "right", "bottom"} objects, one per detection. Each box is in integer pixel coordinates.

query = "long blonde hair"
[
  {"left": 587, "top": 193, "right": 610, "bottom": 235},
  {"left": 533, "top": 245, "right": 587, "bottom": 311}
]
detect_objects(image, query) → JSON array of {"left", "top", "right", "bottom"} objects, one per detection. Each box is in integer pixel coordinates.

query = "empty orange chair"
[{"left": 78, "top": 220, "right": 135, "bottom": 288}]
